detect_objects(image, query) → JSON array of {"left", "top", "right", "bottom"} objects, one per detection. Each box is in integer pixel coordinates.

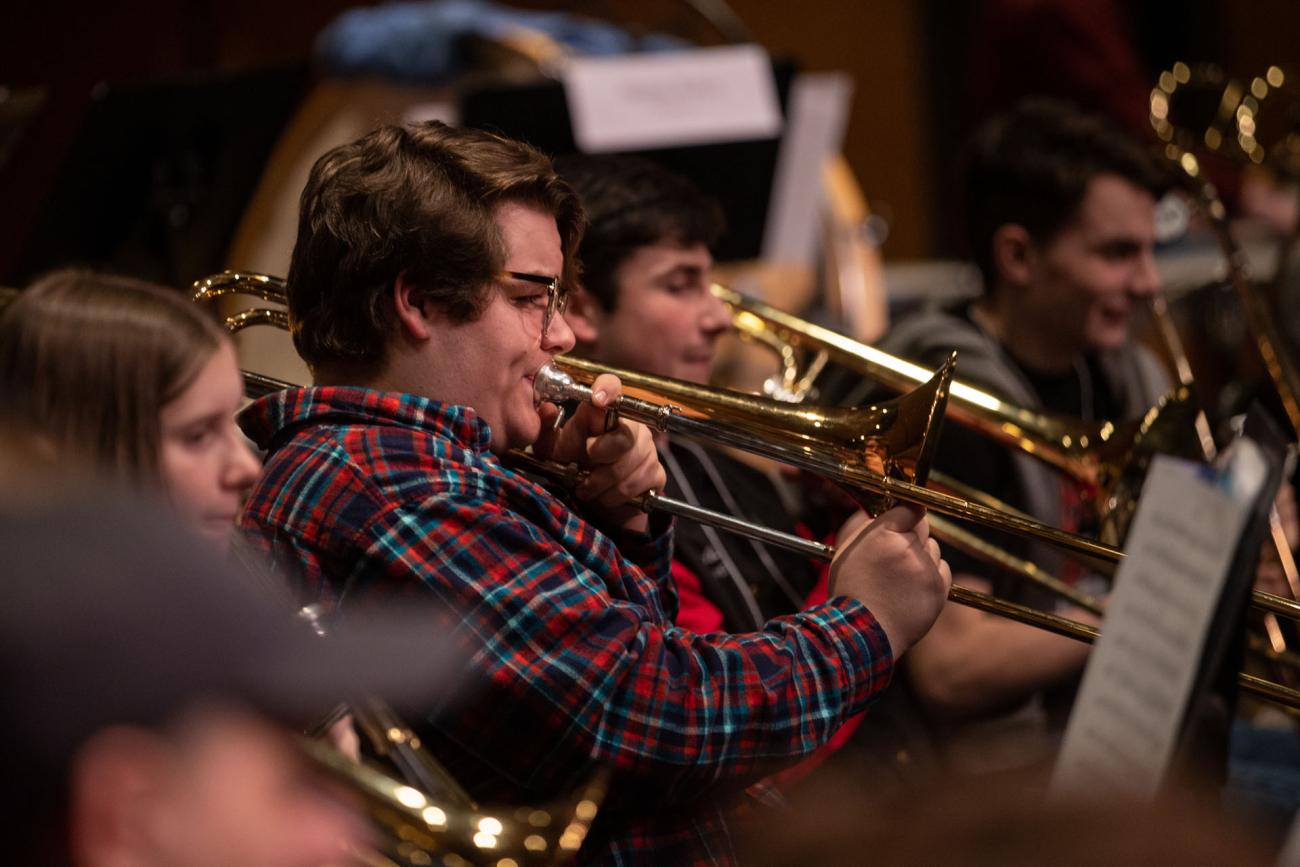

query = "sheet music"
[
  {"left": 563, "top": 45, "right": 782, "bottom": 153},
  {"left": 762, "top": 72, "right": 853, "bottom": 265},
  {"left": 1051, "top": 449, "right": 1261, "bottom": 800}
]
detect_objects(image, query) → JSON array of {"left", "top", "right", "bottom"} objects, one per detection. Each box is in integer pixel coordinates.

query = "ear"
[
  {"left": 391, "top": 272, "right": 435, "bottom": 342},
  {"left": 70, "top": 727, "right": 172, "bottom": 867},
  {"left": 563, "top": 289, "right": 603, "bottom": 346},
  {"left": 990, "top": 224, "right": 1036, "bottom": 288}
]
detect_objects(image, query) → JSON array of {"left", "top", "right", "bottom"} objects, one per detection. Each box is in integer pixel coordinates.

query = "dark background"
[{"left": 3, "top": 0, "right": 1298, "bottom": 286}]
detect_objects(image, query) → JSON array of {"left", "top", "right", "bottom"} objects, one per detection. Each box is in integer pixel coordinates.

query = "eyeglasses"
[{"left": 501, "top": 270, "right": 568, "bottom": 339}]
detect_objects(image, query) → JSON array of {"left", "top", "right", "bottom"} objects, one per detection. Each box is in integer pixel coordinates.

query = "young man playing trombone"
[
  {"left": 558, "top": 153, "right": 947, "bottom": 789},
  {"left": 237, "top": 121, "right": 951, "bottom": 865},
  {"left": 556, "top": 154, "right": 829, "bottom": 635},
  {"left": 864, "top": 100, "right": 1172, "bottom": 773}
]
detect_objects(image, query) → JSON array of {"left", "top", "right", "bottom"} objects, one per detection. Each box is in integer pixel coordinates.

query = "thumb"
[
  {"left": 870, "top": 503, "right": 926, "bottom": 535},
  {"left": 575, "top": 372, "right": 622, "bottom": 438}
]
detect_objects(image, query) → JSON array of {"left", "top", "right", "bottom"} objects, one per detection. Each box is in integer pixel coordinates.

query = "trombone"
[
  {"left": 1149, "top": 61, "right": 1300, "bottom": 442},
  {"left": 295, "top": 602, "right": 604, "bottom": 866},
  {"left": 532, "top": 355, "right": 1300, "bottom": 625},
  {"left": 538, "top": 355, "right": 1123, "bottom": 566},
  {"left": 192, "top": 270, "right": 1300, "bottom": 703},
  {"left": 717, "top": 283, "right": 1205, "bottom": 547},
  {"left": 1148, "top": 62, "right": 1300, "bottom": 667},
  {"left": 710, "top": 284, "right": 1300, "bottom": 621},
  {"left": 514, "top": 384, "right": 1300, "bottom": 712}
]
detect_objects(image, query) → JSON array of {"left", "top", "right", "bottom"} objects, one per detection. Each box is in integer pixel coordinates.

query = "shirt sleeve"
[{"left": 361, "top": 489, "right": 894, "bottom": 802}]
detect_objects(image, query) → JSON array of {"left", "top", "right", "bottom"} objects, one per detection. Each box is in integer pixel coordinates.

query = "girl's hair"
[{"left": 0, "top": 268, "right": 227, "bottom": 484}]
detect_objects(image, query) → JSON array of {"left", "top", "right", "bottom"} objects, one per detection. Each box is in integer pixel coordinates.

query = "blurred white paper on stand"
[
  {"left": 1051, "top": 445, "right": 1266, "bottom": 801},
  {"left": 762, "top": 72, "right": 853, "bottom": 266},
  {"left": 563, "top": 45, "right": 782, "bottom": 153}
]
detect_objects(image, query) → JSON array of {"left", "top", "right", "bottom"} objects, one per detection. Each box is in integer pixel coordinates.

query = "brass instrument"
[
  {"left": 1146, "top": 293, "right": 1300, "bottom": 668},
  {"left": 715, "top": 282, "right": 1300, "bottom": 659},
  {"left": 717, "top": 283, "right": 1205, "bottom": 547},
  {"left": 532, "top": 355, "right": 1300, "bottom": 622},
  {"left": 1150, "top": 62, "right": 1300, "bottom": 441},
  {"left": 298, "top": 604, "right": 478, "bottom": 809},
  {"left": 540, "top": 355, "right": 1135, "bottom": 565},
  {"left": 299, "top": 737, "right": 607, "bottom": 867},
  {"left": 195, "top": 267, "right": 1300, "bottom": 707},
  {"left": 194, "top": 269, "right": 1300, "bottom": 626},
  {"left": 507, "top": 449, "right": 1300, "bottom": 710},
  {"left": 1149, "top": 63, "right": 1300, "bottom": 674},
  {"left": 293, "top": 610, "right": 602, "bottom": 866}
]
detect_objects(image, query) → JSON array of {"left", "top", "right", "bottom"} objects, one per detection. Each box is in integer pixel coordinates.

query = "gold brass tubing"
[
  {"left": 225, "top": 307, "right": 289, "bottom": 333},
  {"left": 512, "top": 451, "right": 1300, "bottom": 709},
  {"left": 542, "top": 356, "right": 1126, "bottom": 567},
  {"left": 1148, "top": 68, "right": 1300, "bottom": 440},
  {"left": 1240, "top": 673, "right": 1300, "bottom": 709},
  {"left": 296, "top": 737, "right": 607, "bottom": 866},
  {"left": 1145, "top": 292, "right": 1300, "bottom": 665},
  {"left": 1253, "top": 589, "right": 1300, "bottom": 620},
  {"left": 193, "top": 270, "right": 289, "bottom": 306},
  {"left": 1146, "top": 294, "right": 1217, "bottom": 456},
  {"left": 717, "top": 283, "right": 1133, "bottom": 491},
  {"left": 948, "top": 585, "right": 1100, "bottom": 643},
  {"left": 928, "top": 515, "right": 1106, "bottom": 616}
]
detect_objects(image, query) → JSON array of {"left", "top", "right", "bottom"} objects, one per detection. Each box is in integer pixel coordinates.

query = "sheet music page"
[
  {"left": 1051, "top": 450, "right": 1259, "bottom": 800},
  {"left": 563, "top": 45, "right": 782, "bottom": 153},
  {"left": 761, "top": 72, "right": 853, "bottom": 266}
]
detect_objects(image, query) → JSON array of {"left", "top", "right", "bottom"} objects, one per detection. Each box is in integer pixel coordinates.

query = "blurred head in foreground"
[
  {"left": 4, "top": 495, "right": 454, "bottom": 867},
  {"left": 742, "top": 765, "right": 1272, "bottom": 867}
]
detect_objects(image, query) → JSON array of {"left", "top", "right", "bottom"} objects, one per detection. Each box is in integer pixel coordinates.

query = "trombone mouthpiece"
[
  {"left": 533, "top": 361, "right": 589, "bottom": 408},
  {"left": 533, "top": 361, "right": 589, "bottom": 431}
]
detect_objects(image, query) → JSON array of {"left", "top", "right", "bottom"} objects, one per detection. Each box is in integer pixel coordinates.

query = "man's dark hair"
[
  {"left": 963, "top": 99, "right": 1168, "bottom": 289},
  {"left": 287, "top": 121, "right": 584, "bottom": 375},
  {"left": 555, "top": 155, "right": 724, "bottom": 311}
]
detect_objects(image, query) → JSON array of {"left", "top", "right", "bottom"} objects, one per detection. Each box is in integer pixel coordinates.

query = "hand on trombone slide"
[
  {"left": 533, "top": 371, "right": 666, "bottom": 534},
  {"left": 830, "top": 504, "right": 953, "bottom": 655}
]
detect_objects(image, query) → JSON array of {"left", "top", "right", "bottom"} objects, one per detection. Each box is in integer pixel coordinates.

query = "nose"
[
  {"left": 223, "top": 425, "right": 262, "bottom": 493},
  {"left": 699, "top": 287, "right": 731, "bottom": 338},
  {"left": 542, "top": 309, "right": 576, "bottom": 355},
  {"left": 1129, "top": 247, "right": 1161, "bottom": 299}
]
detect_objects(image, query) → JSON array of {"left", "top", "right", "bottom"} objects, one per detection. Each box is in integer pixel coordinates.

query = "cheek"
[
  {"left": 158, "top": 445, "right": 193, "bottom": 500},
  {"left": 158, "top": 445, "right": 215, "bottom": 513}
]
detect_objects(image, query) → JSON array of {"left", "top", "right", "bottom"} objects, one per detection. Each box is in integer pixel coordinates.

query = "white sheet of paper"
[
  {"left": 762, "top": 72, "right": 853, "bottom": 265},
  {"left": 563, "top": 45, "right": 782, "bottom": 153},
  {"left": 1051, "top": 453, "right": 1255, "bottom": 800}
]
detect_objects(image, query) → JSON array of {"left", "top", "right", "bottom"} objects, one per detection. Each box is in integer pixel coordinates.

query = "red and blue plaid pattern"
[{"left": 239, "top": 386, "right": 895, "bottom": 865}]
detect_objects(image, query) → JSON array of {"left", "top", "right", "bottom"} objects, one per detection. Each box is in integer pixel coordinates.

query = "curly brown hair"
[{"left": 287, "top": 121, "right": 585, "bottom": 376}]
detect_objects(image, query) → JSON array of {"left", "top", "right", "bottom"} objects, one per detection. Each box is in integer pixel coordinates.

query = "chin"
[
  {"left": 503, "top": 416, "right": 543, "bottom": 452},
  {"left": 198, "top": 524, "right": 234, "bottom": 552},
  {"left": 1088, "top": 329, "right": 1130, "bottom": 351},
  {"left": 675, "top": 364, "right": 712, "bottom": 386}
]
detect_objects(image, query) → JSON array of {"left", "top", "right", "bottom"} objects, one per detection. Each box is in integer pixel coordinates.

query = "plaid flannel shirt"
[{"left": 238, "top": 386, "right": 895, "bottom": 865}]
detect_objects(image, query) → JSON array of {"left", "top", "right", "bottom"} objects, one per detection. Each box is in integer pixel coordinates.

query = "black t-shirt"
[
  {"left": 933, "top": 307, "right": 1122, "bottom": 580},
  {"left": 821, "top": 303, "right": 1125, "bottom": 583},
  {"left": 661, "top": 439, "right": 824, "bottom": 632}
]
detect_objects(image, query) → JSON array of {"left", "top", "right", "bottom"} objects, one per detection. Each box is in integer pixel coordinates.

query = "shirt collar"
[{"left": 238, "top": 386, "right": 493, "bottom": 453}]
